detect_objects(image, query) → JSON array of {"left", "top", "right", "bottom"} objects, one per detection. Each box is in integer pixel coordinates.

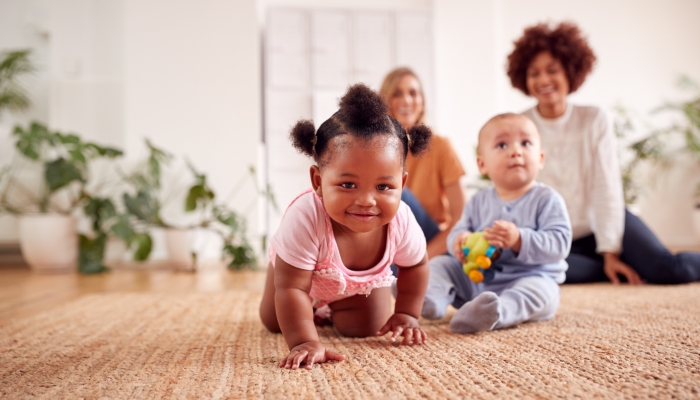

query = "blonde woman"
[{"left": 380, "top": 68, "right": 466, "bottom": 259}]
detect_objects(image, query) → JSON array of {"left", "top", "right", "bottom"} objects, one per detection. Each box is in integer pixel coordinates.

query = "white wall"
[
  {"left": 48, "top": 0, "right": 125, "bottom": 149},
  {"left": 0, "top": 0, "right": 51, "bottom": 242},
  {"left": 123, "top": 0, "right": 261, "bottom": 257},
  {"left": 433, "top": 0, "right": 700, "bottom": 246}
]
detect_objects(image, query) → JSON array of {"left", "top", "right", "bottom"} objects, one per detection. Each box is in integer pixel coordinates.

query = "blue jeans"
[
  {"left": 401, "top": 189, "right": 440, "bottom": 243},
  {"left": 565, "top": 210, "right": 700, "bottom": 284},
  {"left": 391, "top": 189, "right": 441, "bottom": 276}
]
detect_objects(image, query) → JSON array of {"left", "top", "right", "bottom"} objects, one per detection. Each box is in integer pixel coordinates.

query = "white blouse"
[{"left": 523, "top": 104, "right": 625, "bottom": 254}]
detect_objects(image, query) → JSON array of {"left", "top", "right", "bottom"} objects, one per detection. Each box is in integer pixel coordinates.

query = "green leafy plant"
[
  {"left": 652, "top": 76, "right": 700, "bottom": 207},
  {"left": 0, "top": 121, "right": 124, "bottom": 273},
  {"left": 613, "top": 76, "right": 700, "bottom": 207},
  {"left": 613, "top": 105, "right": 665, "bottom": 205},
  {"left": 183, "top": 163, "right": 257, "bottom": 269},
  {"left": 1, "top": 122, "right": 123, "bottom": 213},
  {"left": 114, "top": 139, "right": 176, "bottom": 262},
  {"left": 0, "top": 49, "right": 34, "bottom": 116},
  {"left": 122, "top": 140, "right": 276, "bottom": 270}
]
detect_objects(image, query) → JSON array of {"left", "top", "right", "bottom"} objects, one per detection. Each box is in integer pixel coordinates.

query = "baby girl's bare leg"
[
  {"left": 329, "top": 287, "right": 392, "bottom": 337},
  {"left": 259, "top": 264, "right": 281, "bottom": 332}
]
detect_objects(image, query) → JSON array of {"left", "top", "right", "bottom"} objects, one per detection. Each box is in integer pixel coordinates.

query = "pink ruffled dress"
[{"left": 269, "top": 189, "right": 426, "bottom": 308}]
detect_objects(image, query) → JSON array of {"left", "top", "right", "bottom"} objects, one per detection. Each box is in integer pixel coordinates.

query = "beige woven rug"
[{"left": 2, "top": 284, "right": 699, "bottom": 399}]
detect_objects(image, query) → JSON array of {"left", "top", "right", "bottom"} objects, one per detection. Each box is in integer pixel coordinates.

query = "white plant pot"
[
  {"left": 165, "top": 228, "right": 196, "bottom": 271},
  {"left": 692, "top": 207, "right": 700, "bottom": 245},
  {"left": 18, "top": 214, "right": 78, "bottom": 273},
  {"left": 104, "top": 237, "right": 128, "bottom": 266}
]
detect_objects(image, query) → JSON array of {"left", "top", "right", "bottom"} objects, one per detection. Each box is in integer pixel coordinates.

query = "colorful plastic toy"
[{"left": 461, "top": 232, "right": 501, "bottom": 283}]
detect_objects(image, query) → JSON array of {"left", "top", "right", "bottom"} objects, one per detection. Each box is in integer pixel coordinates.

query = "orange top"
[{"left": 405, "top": 135, "right": 466, "bottom": 226}]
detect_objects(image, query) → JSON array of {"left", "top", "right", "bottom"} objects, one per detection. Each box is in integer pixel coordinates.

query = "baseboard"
[{"left": 0, "top": 242, "right": 28, "bottom": 268}]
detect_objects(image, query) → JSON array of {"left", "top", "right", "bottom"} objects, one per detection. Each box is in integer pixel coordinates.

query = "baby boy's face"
[{"left": 477, "top": 116, "right": 544, "bottom": 192}]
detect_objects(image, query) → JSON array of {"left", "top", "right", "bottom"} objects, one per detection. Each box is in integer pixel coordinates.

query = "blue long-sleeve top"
[{"left": 447, "top": 183, "right": 572, "bottom": 284}]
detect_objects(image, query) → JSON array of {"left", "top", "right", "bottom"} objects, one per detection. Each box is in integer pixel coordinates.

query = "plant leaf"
[
  {"left": 185, "top": 184, "right": 214, "bottom": 212},
  {"left": 45, "top": 158, "right": 85, "bottom": 192},
  {"left": 124, "top": 191, "right": 161, "bottom": 224},
  {"left": 0, "top": 49, "right": 34, "bottom": 113},
  {"left": 223, "top": 242, "right": 256, "bottom": 270},
  {"left": 12, "top": 124, "right": 40, "bottom": 159},
  {"left": 110, "top": 214, "right": 136, "bottom": 242},
  {"left": 58, "top": 133, "right": 81, "bottom": 145},
  {"left": 216, "top": 210, "right": 240, "bottom": 231},
  {"left": 132, "top": 233, "right": 152, "bottom": 261},
  {"left": 83, "top": 197, "right": 116, "bottom": 232},
  {"left": 69, "top": 149, "right": 87, "bottom": 164}
]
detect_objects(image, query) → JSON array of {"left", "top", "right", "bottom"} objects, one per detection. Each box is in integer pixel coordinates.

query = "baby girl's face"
[
  {"left": 477, "top": 116, "right": 544, "bottom": 192},
  {"left": 311, "top": 135, "right": 406, "bottom": 235}
]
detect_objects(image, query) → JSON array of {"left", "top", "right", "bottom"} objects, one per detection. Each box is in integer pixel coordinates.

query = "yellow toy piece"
[{"left": 461, "top": 232, "right": 501, "bottom": 283}]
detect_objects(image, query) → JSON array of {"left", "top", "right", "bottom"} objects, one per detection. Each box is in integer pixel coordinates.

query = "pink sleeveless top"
[{"left": 269, "top": 189, "right": 426, "bottom": 307}]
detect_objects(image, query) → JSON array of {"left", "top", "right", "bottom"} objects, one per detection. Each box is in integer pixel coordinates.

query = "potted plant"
[
  {"left": 651, "top": 77, "right": 700, "bottom": 242},
  {"left": 616, "top": 76, "right": 700, "bottom": 242},
  {"left": 174, "top": 162, "right": 259, "bottom": 270},
  {"left": 613, "top": 104, "right": 665, "bottom": 213},
  {"left": 0, "top": 122, "right": 123, "bottom": 273},
  {"left": 122, "top": 139, "right": 275, "bottom": 271}
]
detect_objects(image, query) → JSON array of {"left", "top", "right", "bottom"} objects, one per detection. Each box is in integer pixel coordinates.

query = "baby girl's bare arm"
[
  {"left": 273, "top": 256, "right": 318, "bottom": 348},
  {"left": 273, "top": 256, "right": 345, "bottom": 369},
  {"left": 394, "top": 254, "right": 429, "bottom": 318},
  {"left": 377, "top": 254, "right": 430, "bottom": 345}
]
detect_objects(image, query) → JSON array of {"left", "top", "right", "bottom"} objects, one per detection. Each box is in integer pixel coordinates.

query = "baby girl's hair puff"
[
  {"left": 289, "top": 119, "right": 316, "bottom": 157},
  {"left": 339, "top": 84, "right": 388, "bottom": 132},
  {"left": 289, "top": 83, "right": 432, "bottom": 166},
  {"left": 407, "top": 124, "right": 431, "bottom": 157}
]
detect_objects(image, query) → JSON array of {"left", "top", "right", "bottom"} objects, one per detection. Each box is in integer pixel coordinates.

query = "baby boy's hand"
[
  {"left": 483, "top": 220, "right": 522, "bottom": 252},
  {"left": 452, "top": 231, "right": 472, "bottom": 263},
  {"left": 377, "top": 313, "right": 427, "bottom": 346}
]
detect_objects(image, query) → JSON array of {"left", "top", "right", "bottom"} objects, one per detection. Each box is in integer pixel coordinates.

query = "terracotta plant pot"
[{"left": 18, "top": 214, "right": 78, "bottom": 273}]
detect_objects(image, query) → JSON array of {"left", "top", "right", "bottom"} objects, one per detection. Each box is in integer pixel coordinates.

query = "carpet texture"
[{"left": 2, "top": 284, "right": 699, "bottom": 399}]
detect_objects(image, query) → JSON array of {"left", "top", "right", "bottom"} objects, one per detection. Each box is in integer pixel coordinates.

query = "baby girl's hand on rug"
[
  {"left": 279, "top": 341, "right": 345, "bottom": 370},
  {"left": 484, "top": 220, "right": 521, "bottom": 252},
  {"left": 453, "top": 231, "right": 472, "bottom": 262},
  {"left": 377, "top": 313, "right": 427, "bottom": 346}
]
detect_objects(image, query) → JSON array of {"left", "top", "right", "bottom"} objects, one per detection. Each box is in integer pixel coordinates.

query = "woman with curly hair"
[
  {"left": 506, "top": 21, "right": 700, "bottom": 285},
  {"left": 380, "top": 68, "right": 466, "bottom": 259}
]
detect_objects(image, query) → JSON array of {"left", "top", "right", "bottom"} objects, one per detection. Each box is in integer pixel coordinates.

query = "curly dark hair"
[
  {"left": 506, "top": 22, "right": 597, "bottom": 95},
  {"left": 289, "top": 84, "right": 432, "bottom": 167}
]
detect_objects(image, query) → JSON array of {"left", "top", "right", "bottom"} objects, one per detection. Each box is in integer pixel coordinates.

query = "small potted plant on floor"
[
  {"left": 122, "top": 139, "right": 274, "bottom": 270},
  {"left": 652, "top": 76, "right": 700, "bottom": 242},
  {"left": 175, "top": 162, "right": 262, "bottom": 270},
  {"left": 123, "top": 140, "right": 274, "bottom": 271},
  {"left": 0, "top": 122, "right": 123, "bottom": 273},
  {"left": 613, "top": 104, "right": 665, "bottom": 213}
]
